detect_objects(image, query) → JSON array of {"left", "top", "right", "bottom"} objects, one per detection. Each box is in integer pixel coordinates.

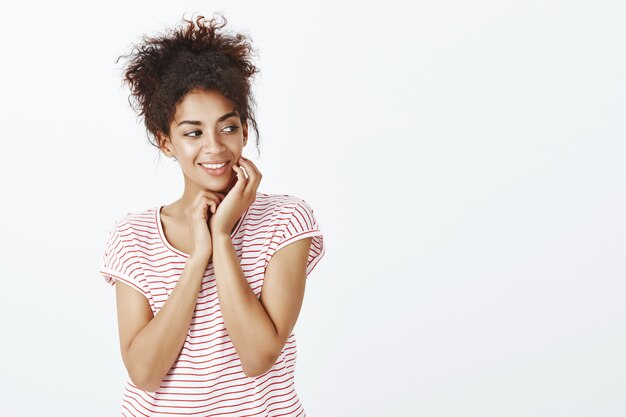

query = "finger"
[
  {"left": 189, "top": 197, "right": 209, "bottom": 223},
  {"left": 231, "top": 164, "right": 248, "bottom": 193},
  {"left": 209, "top": 192, "right": 224, "bottom": 204},
  {"left": 233, "top": 163, "right": 247, "bottom": 184},
  {"left": 202, "top": 190, "right": 225, "bottom": 202},
  {"left": 237, "top": 157, "right": 253, "bottom": 185},
  {"left": 239, "top": 156, "right": 261, "bottom": 181},
  {"left": 191, "top": 192, "right": 210, "bottom": 218},
  {"left": 201, "top": 195, "right": 220, "bottom": 215},
  {"left": 238, "top": 156, "right": 258, "bottom": 175},
  {"left": 237, "top": 163, "right": 249, "bottom": 180},
  {"left": 238, "top": 156, "right": 262, "bottom": 195}
]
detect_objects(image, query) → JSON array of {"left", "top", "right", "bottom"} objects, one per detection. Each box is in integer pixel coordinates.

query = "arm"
[
  {"left": 211, "top": 233, "right": 311, "bottom": 378},
  {"left": 117, "top": 254, "right": 208, "bottom": 392}
]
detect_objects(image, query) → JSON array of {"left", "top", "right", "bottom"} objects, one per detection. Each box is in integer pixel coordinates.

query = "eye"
[
  {"left": 223, "top": 125, "right": 240, "bottom": 133},
  {"left": 185, "top": 130, "right": 202, "bottom": 138}
]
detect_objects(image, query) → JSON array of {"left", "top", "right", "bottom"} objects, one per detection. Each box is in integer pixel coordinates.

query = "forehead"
[{"left": 174, "top": 89, "right": 236, "bottom": 120}]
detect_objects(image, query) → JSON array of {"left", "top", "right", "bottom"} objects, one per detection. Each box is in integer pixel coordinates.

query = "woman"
[{"left": 99, "top": 12, "right": 325, "bottom": 416}]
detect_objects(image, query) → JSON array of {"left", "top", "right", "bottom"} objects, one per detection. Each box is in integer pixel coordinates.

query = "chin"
[
  {"left": 201, "top": 177, "right": 235, "bottom": 193},
  {"left": 202, "top": 183, "right": 228, "bottom": 192}
]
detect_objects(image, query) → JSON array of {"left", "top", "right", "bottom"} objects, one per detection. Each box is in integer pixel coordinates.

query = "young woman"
[{"left": 99, "top": 13, "right": 325, "bottom": 417}]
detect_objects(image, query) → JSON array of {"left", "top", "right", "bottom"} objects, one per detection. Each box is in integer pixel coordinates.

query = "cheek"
[{"left": 177, "top": 143, "right": 201, "bottom": 161}]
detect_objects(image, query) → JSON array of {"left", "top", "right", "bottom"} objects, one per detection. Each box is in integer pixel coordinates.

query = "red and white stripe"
[{"left": 99, "top": 192, "right": 325, "bottom": 416}]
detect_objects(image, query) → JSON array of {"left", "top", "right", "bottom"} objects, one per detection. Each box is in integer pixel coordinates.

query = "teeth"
[{"left": 201, "top": 162, "right": 227, "bottom": 169}]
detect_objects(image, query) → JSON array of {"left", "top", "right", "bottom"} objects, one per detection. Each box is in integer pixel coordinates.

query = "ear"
[
  {"left": 157, "top": 131, "right": 174, "bottom": 157},
  {"left": 242, "top": 121, "right": 249, "bottom": 147}
]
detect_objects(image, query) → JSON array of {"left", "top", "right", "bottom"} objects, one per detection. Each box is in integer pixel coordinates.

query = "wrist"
[
  {"left": 187, "top": 252, "right": 210, "bottom": 266},
  {"left": 212, "top": 232, "right": 232, "bottom": 243}
]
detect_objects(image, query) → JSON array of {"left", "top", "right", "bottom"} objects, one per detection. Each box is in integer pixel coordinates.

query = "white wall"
[{"left": 0, "top": 0, "right": 624, "bottom": 415}]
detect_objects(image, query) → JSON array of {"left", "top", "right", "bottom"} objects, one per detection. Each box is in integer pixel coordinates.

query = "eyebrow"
[{"left": 177, "top": 110, "right": 240, "bottom": 127}]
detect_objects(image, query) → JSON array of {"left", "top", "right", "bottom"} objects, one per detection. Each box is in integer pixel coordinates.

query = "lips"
[
  {"left": 198, "top": 160, "right": 230, "bottom": 165},
  {"left": 198, "top": 160, "right": 230, "bottom": 177}
]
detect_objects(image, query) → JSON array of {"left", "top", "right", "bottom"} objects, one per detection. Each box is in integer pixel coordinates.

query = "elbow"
[
  {"left": 139, "top": 379, "right": 161, "bottom": 393},
  {"left": 242, "top": 353, "right": 278, "bottom": 378},
  {"left": 243, "top": 366, "right": 265, "bottom": 379},
  {"left": 131, "top": 373, "right": 161, "bottom": 393},
  {"left": 129, "top": 367, "right": 162, "bottom": 393},
  {"left": 123, "top": 340, "right": 164, "bottom": 392}
]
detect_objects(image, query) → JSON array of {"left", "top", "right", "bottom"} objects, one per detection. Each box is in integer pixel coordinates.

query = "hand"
[
  {"left": 185, "top": 190, "right": 225, "bottom": 261},
  {"left": 209, "top": 156, "right": 262, "bottom": 237}
]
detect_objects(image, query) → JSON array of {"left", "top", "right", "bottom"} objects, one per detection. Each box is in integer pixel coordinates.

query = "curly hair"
[{"left": 115, "top": 12, "right": 261, "bottom": 158}]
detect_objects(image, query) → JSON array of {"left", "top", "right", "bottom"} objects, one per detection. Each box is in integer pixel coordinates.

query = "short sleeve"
[
  {"left": 99, "top": 219, "right": 150, "bottom": 300},
  {"left": 266, "top": 198, "right": 326, "bottom": 279}
]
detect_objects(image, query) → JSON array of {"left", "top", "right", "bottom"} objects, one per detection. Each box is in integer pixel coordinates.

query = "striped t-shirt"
[{"left": 99, "top": 192, "right": 325, "bottom": 417}]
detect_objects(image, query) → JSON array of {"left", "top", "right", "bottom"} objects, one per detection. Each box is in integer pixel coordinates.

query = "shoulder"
[
  {"left": 106, "top": 206, "right": 158, "bottom": 236},
  {"left": 253, "top": 192, "right": 320, "bottom": 234},
  {"left": 254, "top": 191, "right": 313, "bottom": 214}
]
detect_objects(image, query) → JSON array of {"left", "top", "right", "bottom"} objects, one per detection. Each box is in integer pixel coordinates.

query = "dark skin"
[
  {"left": 156, "top": 87, "right": 254, "bottom": 260},
  {"left": 162, "top": 155, "right": 259, "bottom": 263},
  {"left": 117, "top": 91, "right": 311, "bottom": 380}
]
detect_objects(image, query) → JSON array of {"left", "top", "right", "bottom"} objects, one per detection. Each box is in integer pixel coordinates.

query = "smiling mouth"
[
  {"left": 198, "top": 161, "right": 229, "bottom": 168},
  {"left": 198, "top": 161, "right": 230, "bottom": 176}
]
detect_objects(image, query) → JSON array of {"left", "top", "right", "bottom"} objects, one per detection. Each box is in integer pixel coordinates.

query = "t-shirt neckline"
[{"left": 155, "top": 205, "right": 249, "bottom": 258}]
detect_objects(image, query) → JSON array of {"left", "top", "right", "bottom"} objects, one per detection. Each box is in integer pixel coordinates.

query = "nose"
[{"left": 200, "top": 131, "right": 227, "bottom": 153}]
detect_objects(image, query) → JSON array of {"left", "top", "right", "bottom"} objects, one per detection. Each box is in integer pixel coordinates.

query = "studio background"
[{"left": 0, "top": 1, "right": 624, "bottom": 416}]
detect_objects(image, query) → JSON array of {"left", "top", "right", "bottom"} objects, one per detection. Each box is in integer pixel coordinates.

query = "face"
[{"left": 158, "top": 88, "right": 248, "bottom": 194}]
